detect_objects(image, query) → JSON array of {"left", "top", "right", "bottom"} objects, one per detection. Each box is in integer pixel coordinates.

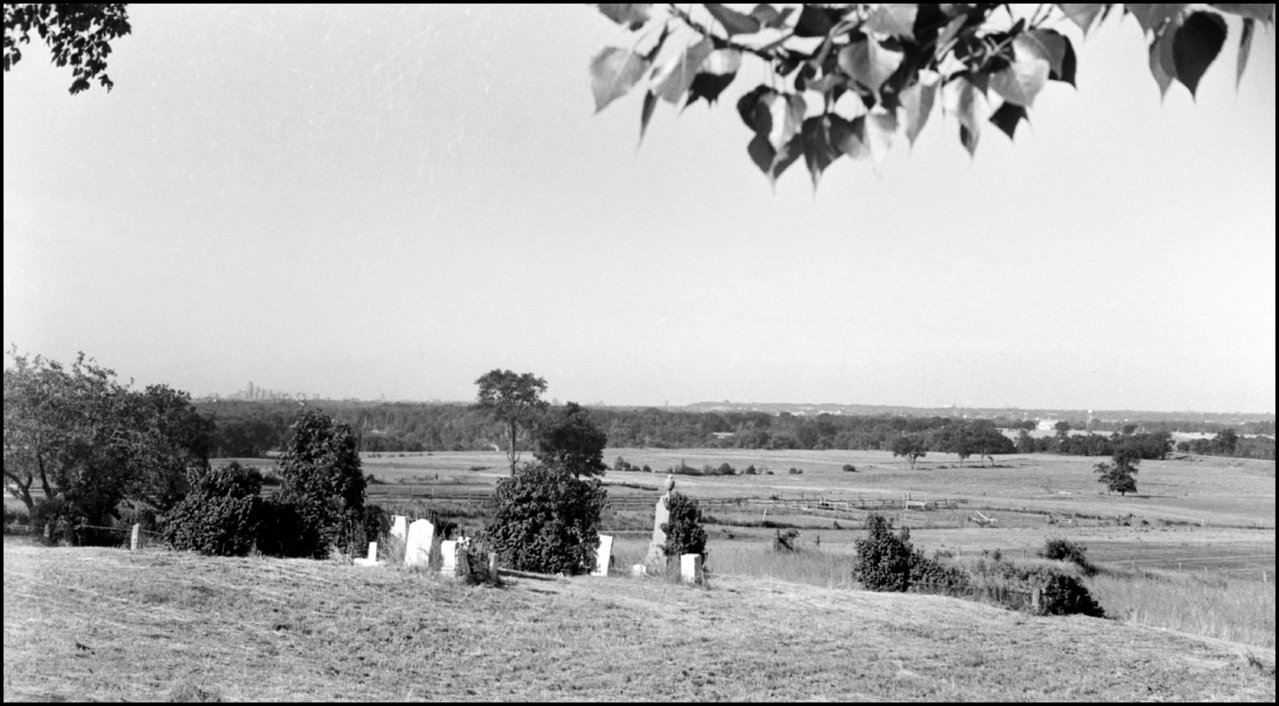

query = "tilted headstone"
[
  {"left": 642, "top": 475, "right": 676, "bottom": 575},
  {"left": 391, "top": 515, "right": 407, "bottom": 541},
  {"left": 680, "top": 553, "right": 704, "bottom": 585},
  {"left": 592, "top": 535, "right": 614, "bottom": 576},
  {"left": 404, "top": 519, "right": 435, "bottom": 566}
]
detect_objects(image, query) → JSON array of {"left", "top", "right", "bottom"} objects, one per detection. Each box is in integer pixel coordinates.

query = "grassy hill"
[{"left": 4, "top": 538, "right": 1273, "bottom": 701}]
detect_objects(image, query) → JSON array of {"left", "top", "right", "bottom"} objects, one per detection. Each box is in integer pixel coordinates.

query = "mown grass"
[{"left": 4, "top": 538, "right": 1275, "bottom": 701}]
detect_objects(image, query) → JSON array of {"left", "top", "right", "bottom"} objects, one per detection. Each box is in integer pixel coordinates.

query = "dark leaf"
[
  {"left": 838, "top": 38, "right": 904, "bottom": 96},
  {"left": 686, "top": 72, "right": 737, "bottom": 107},
  {"left": 989, "top": 101, "right": 1027, "bottom": 139},
  {"left": 1030, "top": 29, "right": 1077, "bottom": 86},
  {"left": 794, "top": 4, "right": 837, "bottom": 37},
  {"left": 801, "top": 116, "right": 838, "bottom": 189},
  {"left": 737, "top": 85, "right": 774, "bottom": 129},
  {"left": 639, "top": 90, "right": 658, "bottom": 143},
  {"left": 959, "top": 124, "right": 978, "bottom": 156},
  {"left": 705, "top": 3, "right": 762, "bottom": 35},
  {"left": 1172, "top": 10, "right": 1227, "bottom": 98},
  {"left": 596, "top": 4, "right": 652, "bottom": 30},
  {"left": 590, "top": 47, "right": 650, "bottom": 113}
]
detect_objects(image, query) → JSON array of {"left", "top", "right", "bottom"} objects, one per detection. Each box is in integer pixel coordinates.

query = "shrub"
[
  {"left": 274, "top": 409, "right": 366, "bottom": 557},
  {"left": 483, "top": 463, "right": 607, "bottom": 575},
  {"left": 716, "top": 462, "right": 736, "bottom": 476},
  {"left": 773, "top": 528, "right": 800, "bottom": 552},
  {"left": 908, "top": 551, "right": 972, "bottom": 593},
  {"left": 1039, "top": 538, "right": 1097, "bottom": 576},
  {"left": 787, "top": 467, "right": 803, "bottom": 474},
  {"left": 853, "top": 514, "right": 915, "bottom": 591},
  {"left": 743, "top": 465, "right": 757, "bottom": 475},
  {"left": 253, "top": 495, "right": 321, "bottom": 558},
  {"left": 842, "top": 464, "right": 857, "bottom": 473},
  {"left": 160, "top": 462, "right": 262, "bottom": 556},
  {"left": 662, "top": 491, "right": 707, "bottom": 557}
]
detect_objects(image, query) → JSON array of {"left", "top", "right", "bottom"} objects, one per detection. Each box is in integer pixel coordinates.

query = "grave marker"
[
  {"left": 405, "top": 519, "right": 435, "bottom": 567},
  {"left": 642, "top": 475, "right": 676, "bottom": 575},
  {"left": 592, "top": 535, "right": 614, "bottom": 576}
]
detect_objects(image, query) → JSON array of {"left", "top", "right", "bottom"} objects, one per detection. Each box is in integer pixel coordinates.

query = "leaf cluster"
[
  {"left": 591, "top": 3, "right": 1274, "bottom": 189},
  {"left": 534, "top": 402, "right": 609, "bottom": 477},
  {"left": 161, "top": 462, "right": 263, "bottom": 557},
  {"left": 662, "top": 490, "right": 708, "bottom": 557},
  {"left": 3, "top": 3, "right": 132, "bottom": 94}
]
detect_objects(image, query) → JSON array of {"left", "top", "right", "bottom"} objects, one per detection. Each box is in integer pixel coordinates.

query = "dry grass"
[
  {"left": 4, "top": 538, "right": 1274, "bottom": 701},
  {"left": 1088, "top": 569, "right": 1276, "bottom": 649}
]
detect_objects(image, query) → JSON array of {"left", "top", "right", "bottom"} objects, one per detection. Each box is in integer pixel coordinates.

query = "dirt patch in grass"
[{"left": 4, "top": 539, "right": 1273, "bottom": 701}]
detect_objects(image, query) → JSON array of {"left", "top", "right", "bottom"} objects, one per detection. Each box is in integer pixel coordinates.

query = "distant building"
[{"left": 1036, "top": 418, "right": 1060, "bottom": 431}]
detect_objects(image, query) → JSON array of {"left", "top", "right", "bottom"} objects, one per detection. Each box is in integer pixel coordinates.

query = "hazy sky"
[{"left": 3, "top": 5, "right": 1275, "bottom": 413}]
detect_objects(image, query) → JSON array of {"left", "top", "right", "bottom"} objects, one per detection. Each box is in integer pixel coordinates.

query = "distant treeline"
[{"left": 193, "top": 401, "right": 1275, "bottom": 461}]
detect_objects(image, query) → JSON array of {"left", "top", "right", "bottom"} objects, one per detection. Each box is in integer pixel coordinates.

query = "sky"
[{"left": 3, "top": 4, "right": 1275, "bottom": 413}]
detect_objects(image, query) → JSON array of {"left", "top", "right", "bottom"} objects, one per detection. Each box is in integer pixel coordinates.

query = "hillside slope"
[{"left": 3, "top": 540, "right": 1273, "bottom": 701}]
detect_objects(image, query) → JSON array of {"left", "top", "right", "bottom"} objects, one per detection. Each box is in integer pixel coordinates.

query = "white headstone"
[
  {"left": 354, "top": 541, "right": 381, "bottom": 567},
  {"left": 404, "top": 519, "right": 435, "bottom": 566},
  {"left": 631, "top": 564, "right": 647, "bottom": 577},
  {"left": 391, "top": 515, "right": 408, "bottom": 541},
  {"left": 680, "top": 553, "right": 703, "bottom": 584},
  {"left": 592, "top": 535, "right": 614, "bottom": 576},
  {"left": 129, "top": 523, "right": 141, "bottom": 551},
  {"left": 440, "top": 540, "right": 458, "bottom": 576}
]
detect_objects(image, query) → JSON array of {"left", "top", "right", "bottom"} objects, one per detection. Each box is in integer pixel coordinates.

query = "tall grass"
[
  {"left": 706, "top": 544, "right": 857, "bottom": 589},
  {"left": 1087, "top": 570, "right": 1275, "bottom": 649}
]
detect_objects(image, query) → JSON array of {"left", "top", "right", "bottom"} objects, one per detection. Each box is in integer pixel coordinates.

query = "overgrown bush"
[
  {"left": 252, "top": 494, "right": 320, "bottom": 558},
  {"left": 161, "top": 462, "right": 262, "bottom": 556},
  {"left": 662, "top": 491, "right": 707, "bottom": 557},
  {"left": 973, "top": 560, "right": 1105, "bottom": 617},
  {"left": 853, "top": 514, "right": 913, "bottom": 591},
  {"left": 842, "top": 464, "right": 857, "bottom": 473},
  {"left": 773, "top": 528, "right": 800, "bottom": 552},
  {"left": 483, "top": 462, "right": 607, "bottom": 574},
  {"left": 1039, "top": 538, "right": 1097, "bottom": 576},
  {"left": 273, "top": 409, "right": 366, "bottom": 557}
]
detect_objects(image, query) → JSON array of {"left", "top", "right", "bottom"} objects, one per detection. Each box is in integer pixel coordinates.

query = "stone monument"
[
  {"left": 404, "top": 519, "right": 435, "bottom": 567},
  {"left": 592, "top": 534, "right": 614, "bottom": 576},
  {"left": 642, "top": 475, "right": 676, "bottom": 575}
]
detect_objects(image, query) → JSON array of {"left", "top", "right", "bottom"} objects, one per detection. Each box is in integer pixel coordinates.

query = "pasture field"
[{"left": 3, "top": 537, "right": 1274, "bottom": 701}]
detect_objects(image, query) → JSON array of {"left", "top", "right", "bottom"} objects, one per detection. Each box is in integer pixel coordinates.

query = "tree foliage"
[
  {"left": 3, "top": 3, "right": 131, "bottom": 94},
  {"left": 474, "top": 369, "right": 549, "bottom": 474},
  {"left": 484, "top": 462, "right": 608, "bottom": 574},
  {"left": 890, "top": 433, "right": 927, "bottom": 468},
  {"left": 1094, "top": 448, "right": 1139, "bottom": 495},
  {"left": 534, "top": 402, "right": 609, "bottom": 477},
  {"left": 853, "top": 513, "right": 914, "bottom": 591},
  {"left": 273, "top": 408, "right": 366, "bottom": 557},
  {"left": 3, "top": 349, "right": 211, "bottom": 541},
  {"left": 591, "top": 3, "right": 1274, "bottom": 188},
  {"left": 160, "top": 462, "right": 262, "bottom": 556},
  {"left": 662, "top": 490, "right": 708, "bottom": 557}
]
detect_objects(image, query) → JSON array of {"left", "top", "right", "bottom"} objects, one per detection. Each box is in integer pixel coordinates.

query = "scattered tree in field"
[
  {"left": 3, "top": 348, "right": 210, "bottom": 540},
  {"left": 484, "top": 462, "right": 608, "bottom": 574},
  {"left": 891, "top": 433, "right": 927, "bottom": 468},
  {"left": 1094, "top": 447, "right": 1139, "bottom": 496},
  {"left": 474, "top": 369, "right": 549, "bottom": 474},
  {"left": 662, "top": 491, "right": 708, "bottom": 557},
  {"left": 1054, "top": 420, "right": 1072, "bottom": 437},
  {"left": 3, "top": 3, "right": 131, "bottom": 93},
  {"left": 590, "top": 4, "right": 1272, "bottom": 189},
  {"left": 274, "top": 408, "right": 366, "bottom": 557},
  {"left": 853, "top": 513, "right": 914, "bottom": 591},
  {"left": 534, "top": 402, "right": 608, "bottom": 478}
]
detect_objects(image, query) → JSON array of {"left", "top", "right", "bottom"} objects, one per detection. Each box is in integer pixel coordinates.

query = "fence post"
[{"left": 130, "top": 523, "right": 141, "bottom": 551}]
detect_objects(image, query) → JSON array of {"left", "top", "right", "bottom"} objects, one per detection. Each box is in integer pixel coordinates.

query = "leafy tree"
[
  {"left": 1094, "top": 448, "right": 1139, "bottom": 495},
  {"left": 1212, "top": 428, "right": 1239, "bottom": 455},
  {"left": 3, "top": 3, "right": 131, "bottom": 94},
  {"left": 662, "top": 491, "right": 708, "bottom": 557},
  {"left": 274, "top": 408, "right": 366, "bottom": 557},
  {"left": 1054, "top": 420, "right": 1072, "bottom": 437},
  {"left": 160, "top": 462, "right": 262, "bottom": 556},
  {"left": 474, "top": 369, "right": 549, "bottom": 474},
  {"left": 853, "top": 513, "right": 913, "bottom": 591},
  {"left": 4, "top": 349, "right": 210, "bottom": 539},
  {"left": 591, "top": 4, "right": 1273, "bottom": 188},
  {"left": 484, "top": 462, "right": 608, "bottom": 574},
  {"left": 891, "top": 433, "right": 927, "bottom": 468},
  {"left": 534, "top": 402, "right": 608, "bottom": 478}
]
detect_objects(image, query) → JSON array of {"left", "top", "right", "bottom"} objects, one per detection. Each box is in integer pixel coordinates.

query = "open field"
[{"left": 4, "top": 537, "right": 1274, "bottom": 701}]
